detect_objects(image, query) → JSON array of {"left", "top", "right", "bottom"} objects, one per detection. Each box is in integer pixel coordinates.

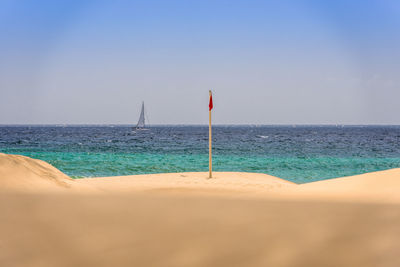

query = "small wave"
[{"left": 257, "top": 135, "right": 269, "bottom": 139}]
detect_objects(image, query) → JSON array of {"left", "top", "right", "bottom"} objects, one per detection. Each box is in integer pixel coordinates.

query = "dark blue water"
[{"left": 1, "top": 125, "right": 400, "bottom": 183}]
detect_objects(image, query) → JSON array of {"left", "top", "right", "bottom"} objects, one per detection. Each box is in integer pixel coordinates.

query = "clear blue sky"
[{"left": 0, "top": 0, "right": 399, "bottom": 124}]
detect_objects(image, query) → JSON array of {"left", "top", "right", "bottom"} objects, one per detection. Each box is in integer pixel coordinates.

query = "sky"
[{"left": 0, "top": 0, "right": 399, "bottom": 125}]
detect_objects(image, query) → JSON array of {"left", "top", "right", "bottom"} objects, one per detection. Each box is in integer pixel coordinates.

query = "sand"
[{"left": 1, "top": 152, "right": 400, "bottom": 266}]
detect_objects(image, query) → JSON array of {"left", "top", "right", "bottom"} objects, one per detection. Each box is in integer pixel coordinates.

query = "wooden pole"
[{"left": 209, "top": 90, "right": 212, "bottom": 178}]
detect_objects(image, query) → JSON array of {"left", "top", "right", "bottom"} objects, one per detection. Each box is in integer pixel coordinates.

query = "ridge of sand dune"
[
  {"left": 301, "top": 168, "right": 400, "bottom": 192},
  {"left": 293, "top": 168, "right": 400, "bottom": 202},
  {"left": 1, "top": 153, "right": 400, "bottom": 202},
  {"left": 0, "top": 153, "right": 76, "bottom": 192},
  {"left": 0, "top": 153, "right": 296, "bottom": 194}
]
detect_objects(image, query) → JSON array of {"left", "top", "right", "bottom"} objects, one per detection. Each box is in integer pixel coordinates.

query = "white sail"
[{"left": 136, "top": 102, "right": 145, "bottom": 129}]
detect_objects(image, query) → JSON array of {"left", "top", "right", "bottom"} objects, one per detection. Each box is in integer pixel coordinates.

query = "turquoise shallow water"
[{"left": 1, "top": 125, "right": 400, "bottom": 183}]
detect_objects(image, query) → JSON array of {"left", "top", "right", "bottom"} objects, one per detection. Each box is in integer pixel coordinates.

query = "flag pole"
[{"left": 209, "top": 90, "right": 213, "bottom": 178}]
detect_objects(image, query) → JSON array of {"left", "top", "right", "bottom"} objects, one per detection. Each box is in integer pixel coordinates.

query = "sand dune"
[
  {"left": 0, "top": 153, "right": 96, "bottom": 193},
  {"left": 0, "top": 153, "right": 74, "bottom": 192},
  {"left": 295, "top": 168, "right": 400, "bottom": 202},
  {"left": 2, "top": 153, "right": 400, "bottom": 202},
  {"left": 1, "top": 153, "right": 400, "bottom": 266},
  {"left": 0, "top": 153, "right": 296, "bottom": 196}
]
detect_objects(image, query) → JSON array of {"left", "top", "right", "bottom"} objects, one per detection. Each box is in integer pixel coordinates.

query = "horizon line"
[{"left": 2, "top": 123, "right": 400, "bottom": 127}]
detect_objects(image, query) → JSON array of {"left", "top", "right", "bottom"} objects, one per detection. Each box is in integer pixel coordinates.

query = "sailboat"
[{"left": 134, "top": 101, "right": 148, "bottom": 131}]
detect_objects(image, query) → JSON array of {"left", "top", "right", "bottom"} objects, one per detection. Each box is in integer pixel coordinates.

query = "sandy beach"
[
  {"left": 1, "top": 153, "right": 400, "bottom": 266},
  {"left": 2, "top": 0, "right": 399, "bottom": 265}
]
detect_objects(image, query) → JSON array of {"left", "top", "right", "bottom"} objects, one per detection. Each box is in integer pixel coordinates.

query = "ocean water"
[{"left": 1, "top": 125, "right": 400, "bottom": 183}]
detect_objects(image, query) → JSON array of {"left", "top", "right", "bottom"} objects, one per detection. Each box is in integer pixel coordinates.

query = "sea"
[{"left": 1, "top": 125, "right": 400, "bottom": 184}]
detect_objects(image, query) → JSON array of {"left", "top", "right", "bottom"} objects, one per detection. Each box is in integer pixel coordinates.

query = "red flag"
[{"left": 209, "top": 94, "right": 213, "bottom": 111}]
